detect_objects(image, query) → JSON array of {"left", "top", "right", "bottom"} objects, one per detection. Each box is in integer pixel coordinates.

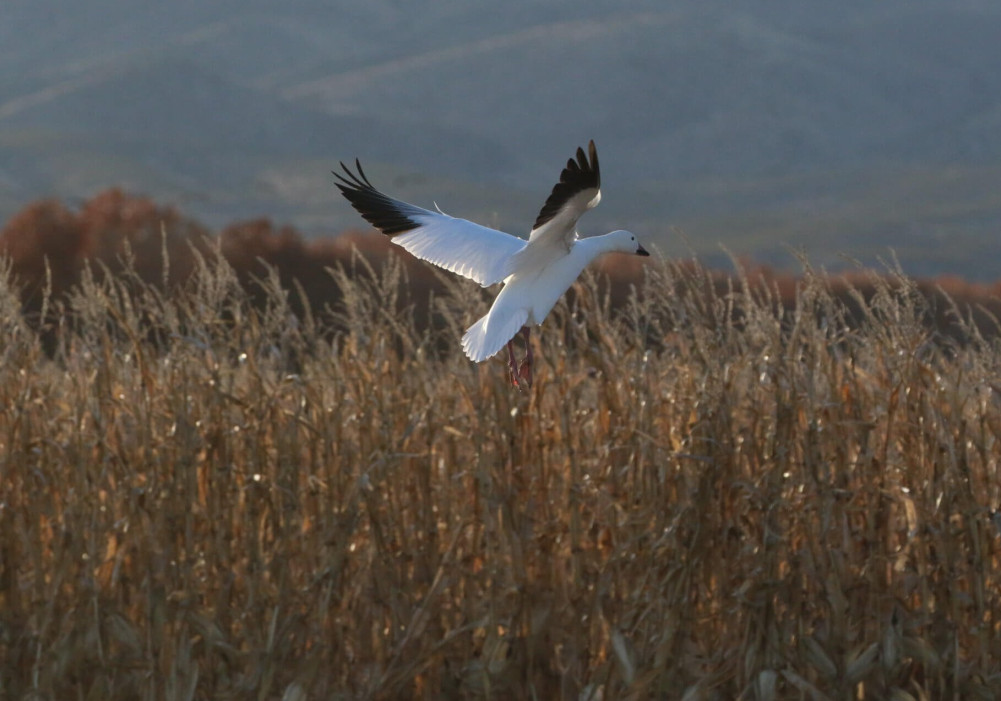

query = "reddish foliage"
[
  {"left": 221, "top": 217, "right": 342, "bottom": 316},
  {"left": 3, "top": 188, "right": 1001, "bottom": 344},
  {"left": 0, "top": 198, "right": 87, "bottom": 299},
  {"left": 78, "top": 188, "right": 213, "bottom": 284}
]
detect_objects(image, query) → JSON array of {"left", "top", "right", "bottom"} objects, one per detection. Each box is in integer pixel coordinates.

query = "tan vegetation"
[{"left": 1, "top": 192, "right": 1000, "bottom": 699}]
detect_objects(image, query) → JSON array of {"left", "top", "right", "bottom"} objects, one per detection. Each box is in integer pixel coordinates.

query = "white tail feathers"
[{"left": 461, "top": 308, "right": 529, "bottom": 362}]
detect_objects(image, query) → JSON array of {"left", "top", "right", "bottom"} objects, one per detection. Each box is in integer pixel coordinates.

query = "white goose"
[{"left": 334, "top": 141, "right": 648, "bottom": 387}]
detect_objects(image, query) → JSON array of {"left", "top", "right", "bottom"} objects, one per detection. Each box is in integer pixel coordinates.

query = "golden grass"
[{"left": 1, "top": 251, "right": 1000, "bottom": 700}]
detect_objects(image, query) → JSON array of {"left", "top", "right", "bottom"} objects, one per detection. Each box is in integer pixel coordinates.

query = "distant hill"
[{"left": 2, "top": 1, "right": 1001, "bottom": 278}]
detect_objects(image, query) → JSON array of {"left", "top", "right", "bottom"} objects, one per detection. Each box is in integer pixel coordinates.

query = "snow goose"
[{"left": 334, "top": 140, "right": 648, "bottom": 388}]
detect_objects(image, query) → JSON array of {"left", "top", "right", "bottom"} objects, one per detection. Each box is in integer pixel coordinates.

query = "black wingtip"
[
  {"left": 532, "top": 140, "right": 601, "bottom": 231},
  {"left": 333, "top": 160, "right": 422, "bottom": 236},
  {"left": 332, "top": 160, "right": 365, "bottom": 191}
]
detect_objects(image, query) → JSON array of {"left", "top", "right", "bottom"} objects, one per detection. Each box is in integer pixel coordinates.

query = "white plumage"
[
  {"left": 334, "top": 141, "right": 649, "bottom": 385},
  {"left": 389, "top": 213, "right": 522, "bottom": 287}
]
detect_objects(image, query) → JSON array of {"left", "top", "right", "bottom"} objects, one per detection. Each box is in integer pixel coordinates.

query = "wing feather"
[
  {"left": 526, "top": 140, "right": 602, "bottom": 250},
  {"left": 334, "top": 162, "right": 525, "bottom": 286}
]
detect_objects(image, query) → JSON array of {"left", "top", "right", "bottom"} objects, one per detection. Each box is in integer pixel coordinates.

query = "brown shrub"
[
  {"left": 0, "top": 198, "right": 87, "bottom": 299},
  {"left": 78, "top": 188, "right": 212, "bottom": 286},
  {"left": 5, "top": 189, "right": 1001, "bottom": 349}
]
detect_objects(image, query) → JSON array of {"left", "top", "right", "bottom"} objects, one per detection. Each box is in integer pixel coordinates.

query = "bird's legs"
[
  {"left": 507, "top": 339, "right": 521, "bottom": 387},
  {"left": 518, "top": 327, "right": 533, "bottom": 387},
  {"left": 506, "top": 327, "right": 534, "bottom": 390}
]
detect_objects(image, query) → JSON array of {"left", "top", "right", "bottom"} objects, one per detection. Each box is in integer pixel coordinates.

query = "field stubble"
[{"left": 1, "top": 250, "right": 1000, "bottom": 700}]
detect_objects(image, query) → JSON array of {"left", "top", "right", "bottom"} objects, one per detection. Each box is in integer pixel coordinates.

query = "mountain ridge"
[{"left": 2, "top": 1, "right": 1000, "bottom": 278}]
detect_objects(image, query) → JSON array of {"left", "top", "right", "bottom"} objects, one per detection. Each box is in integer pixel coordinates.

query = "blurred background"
[{"left": 1, "top": 0, "right": 1000, "bottom": 279}]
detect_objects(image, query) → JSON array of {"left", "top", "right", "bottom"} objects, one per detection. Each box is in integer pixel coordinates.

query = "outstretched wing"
[
  {"left": 334, "top": 161, "right": 526, "bottom": 286},
  {"left": 527, "top": 140, "right": 602, "bottom": 250}
]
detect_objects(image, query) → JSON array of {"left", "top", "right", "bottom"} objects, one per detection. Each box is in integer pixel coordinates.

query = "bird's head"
[{"left": 607, "top": 230, "right": 650, "bottom": 257}]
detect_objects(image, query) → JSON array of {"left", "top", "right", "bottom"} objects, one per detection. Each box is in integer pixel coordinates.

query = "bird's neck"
[{"left": 574, "top": 232, "right": 619, "bottom": 260}]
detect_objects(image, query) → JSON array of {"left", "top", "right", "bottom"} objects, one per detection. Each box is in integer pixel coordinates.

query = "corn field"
[{"left": 1, "top": 250, "right": 1000, "bottom": 700}]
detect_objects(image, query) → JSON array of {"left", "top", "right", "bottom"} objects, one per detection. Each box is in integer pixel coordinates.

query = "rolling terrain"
[{"left": 2, "top": 1, "right": 1001, "bottom": 278}]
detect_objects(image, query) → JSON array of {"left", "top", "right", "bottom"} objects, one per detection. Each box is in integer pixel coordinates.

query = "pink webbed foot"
[{"left": 505, "top": 329, "right": 535, "bottom": 391}]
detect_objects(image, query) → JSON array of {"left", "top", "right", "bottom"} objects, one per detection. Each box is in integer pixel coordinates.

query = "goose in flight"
[{"left": 334, "top": 140, "right": 648, "bottom": 388}]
